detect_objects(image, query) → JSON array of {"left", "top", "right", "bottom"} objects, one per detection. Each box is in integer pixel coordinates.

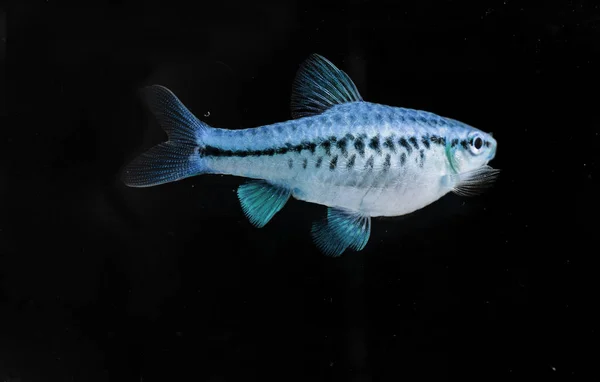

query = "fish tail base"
[{"left": 121, "top": 85, "right": 212, "bottom": 187}]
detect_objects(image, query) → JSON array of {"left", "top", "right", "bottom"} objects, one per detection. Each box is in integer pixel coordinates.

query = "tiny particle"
[
  {"left": 204, "top": 111, "right": 211, "bottom": 117},
  {"left": 551, "top": 365, "right": 556, "bottom": 371},
  {"left": 330, "top": 361, "right": 334, "bottom": 367}
]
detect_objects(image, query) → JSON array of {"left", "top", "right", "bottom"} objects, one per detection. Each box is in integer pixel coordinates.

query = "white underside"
[
  {"left": 288, "top": 174, "right": 450, "bottom": 217},
  {"left": 208, "top": 148, "right": 452, "bottom": 217}
]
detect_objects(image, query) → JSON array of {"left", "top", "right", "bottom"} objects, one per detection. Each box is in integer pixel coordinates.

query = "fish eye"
[{"left": 469, "top": 133, "right": 485, "bottom": 155}]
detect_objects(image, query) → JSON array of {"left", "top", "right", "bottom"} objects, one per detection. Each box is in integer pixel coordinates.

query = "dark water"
[{"left": 2, "top": 1, "right": 599, "bottom": 381}]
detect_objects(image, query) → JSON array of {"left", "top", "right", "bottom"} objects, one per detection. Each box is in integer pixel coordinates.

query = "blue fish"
[{"left": 122, "top": 54, "right": 499, "bottom": 257}]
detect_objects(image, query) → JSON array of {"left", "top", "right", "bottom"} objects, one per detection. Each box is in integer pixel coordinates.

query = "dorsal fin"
[{"left": 290, "top": 54, "right": 363, "bottom": 119}]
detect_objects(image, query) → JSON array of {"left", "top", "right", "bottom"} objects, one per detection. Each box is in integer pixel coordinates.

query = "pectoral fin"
[{"left": 443, "top": 165, "right": 501, "bottom": 196}]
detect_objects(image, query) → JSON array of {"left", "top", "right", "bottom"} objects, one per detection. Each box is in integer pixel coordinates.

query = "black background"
[{"left": 2, "top": 0, "right": 599, "bottom": 381}]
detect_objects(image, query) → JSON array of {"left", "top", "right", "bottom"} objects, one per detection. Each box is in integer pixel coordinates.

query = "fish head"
[{"left": 447, "top": 127, "right": 497, "bottom": 174}]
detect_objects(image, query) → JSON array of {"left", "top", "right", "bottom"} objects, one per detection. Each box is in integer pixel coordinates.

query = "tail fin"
[{"left": 121, "top": 85, "right": 211, "bottom": 187}]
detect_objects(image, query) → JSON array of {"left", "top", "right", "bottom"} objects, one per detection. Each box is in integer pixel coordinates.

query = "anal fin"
[
  {"left": 237, "top": 180, "right": 291, "bottom": 228},
  {"left": 311, "top": 208, "right": 371, "bottom": 257}
]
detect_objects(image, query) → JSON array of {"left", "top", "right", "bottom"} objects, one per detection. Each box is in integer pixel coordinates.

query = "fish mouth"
[{"left": 487, "top": 144, "right": 497, "bottom": 161}]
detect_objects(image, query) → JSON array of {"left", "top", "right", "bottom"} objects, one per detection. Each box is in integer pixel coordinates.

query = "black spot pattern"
[
  {"left": 383, "top": 154, "right": 391, "bottom": 171},
  {"left": 369, "top": 135, "right": 381, "bottom": 155},
  {"left": 329, "top": 155, "right": 338, "bottom": 170},
  {"left": 321, "top": 140, "right": 332, "bottom": 156},
  {"left": 202, "top": 140, "right": 322, "bottom": 158},
  {"left": 383, "top": 136, "right": 396, "bottom": 153},
  {"left": 336, "top": 137, "right": 348, "bottom": 157},
  {"left": 347, "top": 154, "right": 356, "bottom": 169},
  {"left": 409, "top": 136, "right": 419, "bottom": 150},
  {"left": 430, "top": 135, "right": 446, "bottom": 146},
  {"left": 354, "top": 138, "right": 365, "bottom": 157},
  {"left": 399, "top": 137, "right": 412, "bottom": 155}
]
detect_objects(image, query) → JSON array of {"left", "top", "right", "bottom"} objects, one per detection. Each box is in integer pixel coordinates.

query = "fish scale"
[
  {"left": 204, "top": 102, "right": 452, "bottom": 216},
  {"left": 122, "top": 54, "right": 499, "bottom": 257}
]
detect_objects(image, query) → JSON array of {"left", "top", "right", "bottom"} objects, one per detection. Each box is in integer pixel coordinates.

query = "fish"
[{"left": 121, "top": 54, "right": 499, "bottom": 257}]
